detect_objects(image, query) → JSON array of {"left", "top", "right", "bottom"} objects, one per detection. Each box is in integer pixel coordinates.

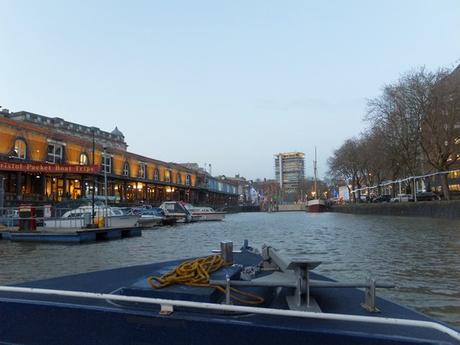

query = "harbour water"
[{"left": 0, "top": 212, "right": 459, "bottom": 327}]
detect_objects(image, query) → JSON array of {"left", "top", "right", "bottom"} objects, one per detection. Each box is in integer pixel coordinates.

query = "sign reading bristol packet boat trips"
[{"left": 0, "top": 162, "right": 100, "bottom": 174}]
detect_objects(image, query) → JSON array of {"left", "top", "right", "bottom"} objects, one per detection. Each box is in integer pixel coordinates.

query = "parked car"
[
  {"left": 359, "top": 195, "right": 370, "bottom": 203},
  {"left": 416, "top": 191, "right": 441, "bottom": 201},
  {"left": 372, "top": 195, "right": 392, "bottom": 203},
  {"left": 390, "top": 194, "right": 414, "bottom": 202}
]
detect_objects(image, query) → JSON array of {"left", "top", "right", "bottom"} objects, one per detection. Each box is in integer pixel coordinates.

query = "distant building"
[
  {"left": 338, "top": 186, "right": 350, "bottom": 202},
  {"left": 216, "top": 174, "right": 251, "bottom": 204},
  {"left": 179, "top": 165, "right": 239, "bottom": 206},
  {"left": 179, "top": 163, "right": 207, "bottom": 174},
  {"left": 252, "top": 179, "right": 280, "bottom": 209},
  {"left": 274, "top": 152, "right": 305, "bottom": 196},
  {"left": 445, "top": 64, "right": 460, "bottom": 193}
]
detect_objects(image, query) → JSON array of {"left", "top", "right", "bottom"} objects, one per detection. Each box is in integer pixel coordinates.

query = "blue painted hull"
[
  {"left": 1, "top": 301, "right": 443, "bottom": 345},
  {"left": 0, "top": 252, "right": 457, "bottom": 344}
]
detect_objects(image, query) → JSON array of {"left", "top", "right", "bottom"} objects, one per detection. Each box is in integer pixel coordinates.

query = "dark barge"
[{"left": 0, "top": 241, "right": 458, "bottom": 344}]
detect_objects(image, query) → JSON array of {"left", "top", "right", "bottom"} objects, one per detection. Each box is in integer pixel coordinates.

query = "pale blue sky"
[{"left": 1, "top": 1, "right": 459, "bottom": 179}]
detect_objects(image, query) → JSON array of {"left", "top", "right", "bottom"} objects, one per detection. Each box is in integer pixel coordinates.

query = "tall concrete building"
[{"left": 274, "top": 152, "right": 305, "bottom": 195}]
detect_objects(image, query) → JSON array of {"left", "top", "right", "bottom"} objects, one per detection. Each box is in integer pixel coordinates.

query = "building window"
[
  {"left": 154, "top": 169, "right": 159, "bottom": 181},
  {"left": 13, "top": 139, "right": 27, "bottom": 160},
  {"left": 102, "top": 153, "right": 112, "bottom": 174},
  {"left": 164, "top": 170, "right": 171, "bottom": 183},
  {"left": 47, "top": 143, "right": 64, "bottom": 163},
  {"left": 123, "top": 162, "right": 130, "bottom": 177},
  {"left": 449, "top": 184, "right": 460, "bottom": 191},
  {"left": 79, "top": 153, "right": 89, "bottom": 165},
  {"left": 186, "top": 175, "right": 191, "bottom": 186},
  {"left": 138, "top": 163, "right": 146, "bottom": 179},
  {"left": 176, "top": 173, "right": 182, "bottom": 185}
]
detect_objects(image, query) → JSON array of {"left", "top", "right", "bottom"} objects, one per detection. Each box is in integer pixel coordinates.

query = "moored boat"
[
  {"left": 0, "top": 240, "right": 458, "bottom": 345},
  {"left": 184, "top": 204, "right": 226, "bottom": 221},
  {"left": 307, "top": 147, "right": 328, "bottom": 213},
  {"left": 159, "top": 201, "right": 192, "bottom": 223},
  {"left": 136, "top": 208, "right": 166, "bottom": 227},
  {"left": 43, "top": 205, "right": 140, "bottom": 228},
  {"left": 307, "top": 198, "right": 327, "bottom": 212}
]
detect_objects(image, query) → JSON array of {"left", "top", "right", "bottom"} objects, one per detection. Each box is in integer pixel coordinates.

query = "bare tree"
[
  {"left": 367, "top": 74, "right": 425, "bottom": 178},
  {"left": 328, "top": 138, "right": 363, "bottom": 202},
  {"left": 360, "top": 127, "right": 394, "bottom": 194},
  {"left": 329, "top": 64, "right": 460, "bottom": 199}
]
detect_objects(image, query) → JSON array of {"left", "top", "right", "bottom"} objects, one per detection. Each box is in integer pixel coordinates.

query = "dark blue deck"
[{"left": 0, "top": 250, "right": 457, "bottom": 344}]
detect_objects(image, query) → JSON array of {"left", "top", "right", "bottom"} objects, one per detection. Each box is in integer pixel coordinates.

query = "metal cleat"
[
  {"left": 264, "top": 246, "right": 322, "bottom": 312},
  {"left": 361, "top": 278, "right": 380, "bottom": 313},
  {"left": 159, "top": 304, "right": 174, "bottom": 315}
]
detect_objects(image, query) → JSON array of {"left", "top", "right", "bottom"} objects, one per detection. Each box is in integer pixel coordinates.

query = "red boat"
[{"left": 307, "top": 198, "right": 327, "bottom": 212}]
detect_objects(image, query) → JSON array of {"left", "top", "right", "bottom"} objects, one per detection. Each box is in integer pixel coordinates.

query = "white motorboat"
[
  {"left": 137, "top": 208, "right": 166, "bottom": 227},
  {"left": 186, "top": 206, "right": 226, "bottom": 221},
  {"left": 159, "top": 202, "right": 192, "bottom": 223},
  {"left": 44, "top": 206, "right": 140, "bottom": 229}
]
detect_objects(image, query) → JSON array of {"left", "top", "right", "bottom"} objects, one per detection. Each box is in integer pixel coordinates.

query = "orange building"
[{"left": 0, "top": 110, "right": 217, "bottom": 206}]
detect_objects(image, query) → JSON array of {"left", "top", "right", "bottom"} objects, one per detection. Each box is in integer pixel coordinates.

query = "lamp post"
[
  {"left": 103, "top": 147, "right": 108, "bottom": 207},
  {"left": 91, "top": 129, "right": 96, "bottom": 226},
  {"left": 0, "top": 177, "right": 5, "bottom": 215}
]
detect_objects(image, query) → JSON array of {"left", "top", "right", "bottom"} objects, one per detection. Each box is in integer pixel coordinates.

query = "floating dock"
[{"left": 0, "top": 226, "right": 142, "bottom": 243}]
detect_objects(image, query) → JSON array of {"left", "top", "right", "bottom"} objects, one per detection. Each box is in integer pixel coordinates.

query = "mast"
[{"left": 313, "top": 147, "right": 318, "bottom": 198}]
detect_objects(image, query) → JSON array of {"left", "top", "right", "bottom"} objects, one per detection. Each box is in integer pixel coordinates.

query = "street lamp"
[
  {"left": 103, "top": 147, "right": 108, "bottom": 207},
  {"left": 0, "top": 177, "right": 6, "bottom": 215},
  {"left": 91, "top": 129, "right": 96, "bottom": 227}
]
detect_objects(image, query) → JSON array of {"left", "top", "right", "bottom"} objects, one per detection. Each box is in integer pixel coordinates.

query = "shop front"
[{"left": 0, "top": 161, "right": 99, "bottom": 205}]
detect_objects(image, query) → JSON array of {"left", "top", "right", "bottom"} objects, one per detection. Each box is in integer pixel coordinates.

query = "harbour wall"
[
  {"left": 332, "top": 201, "right": 460, "bottom": 219},
  {"left": 277, "top": 203, "right": 306, "bottom": 212},
  {"left": 222, "top": 205, "right": 261, "bottom": 213}
]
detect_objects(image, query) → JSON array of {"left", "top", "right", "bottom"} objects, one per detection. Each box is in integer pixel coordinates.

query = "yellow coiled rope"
[{"left": 147, "top": 254, "right": 264, "bottom": 305}]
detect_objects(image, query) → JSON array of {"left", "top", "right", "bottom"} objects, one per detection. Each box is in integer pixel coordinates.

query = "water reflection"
[{"left": 0, "top": 212, "right": 459, "bottom": 327}]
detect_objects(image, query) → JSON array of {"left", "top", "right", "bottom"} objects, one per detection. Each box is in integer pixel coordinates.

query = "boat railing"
[
  {"left": 0, "top": 206, "right": 117, "bottom": 230},
  {"left": 0, "top": 285, "right": 458, "bottom": 341}
]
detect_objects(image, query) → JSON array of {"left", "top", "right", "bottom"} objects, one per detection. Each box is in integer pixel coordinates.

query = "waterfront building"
[
  {"left": 444, "top": 65, "right": 460, "bottom": 194},
  {"left": 252, "top": 179, "right": 280, "bottom": 210},
  {"left": 217, "top": 175, "right": 256, "bottom": 204},
  {"left": 253, "top": 179, "right": 280, "bottom": 202},
  {"left": 274, "top": 152, "right": 305, "bottom": 199},
  {"left": 0, "top": 110, "right": 238, "bottom": 206},
  {"left": 179, "top": 164, "right": 239, "bottom": 206}
]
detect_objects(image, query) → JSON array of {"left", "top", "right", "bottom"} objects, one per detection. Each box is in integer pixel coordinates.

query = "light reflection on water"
[{"left": 0, "top": 212, "right": 459, "bottom": 327}]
